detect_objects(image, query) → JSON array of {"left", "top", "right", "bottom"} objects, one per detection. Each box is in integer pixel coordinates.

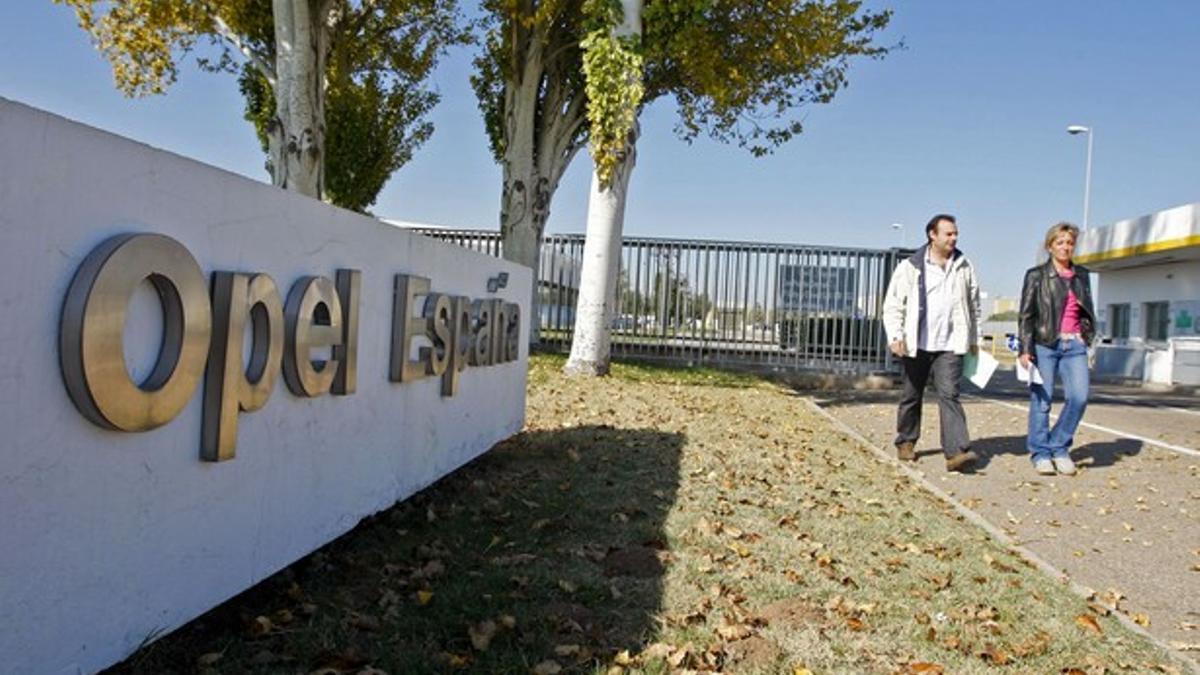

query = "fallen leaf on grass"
[
  {"left": 716, "top": 621, "right": 753, "bottom": 640},
  {"left": 904, "top": 663, "right": 944, "bottom": 674},
  {"left": 532, "top": 659, "right": 562, "bottom": 674},
  {"left": 348, "top": 612, "right": 381, "bottom": 632},
  {"left": 416, "top": 590, "right": 434, "bottom": 606},
  {"left": 1076, "top": 614, "right": 1103, "bottom": 634},
  {"left": 469, "top": 620, "right": 497, "bottom": 651},
  {"left": 1132, "top": 613, "right": 1151, "bottom": 627},
  {"left": 196, "top": 652, "right": 223, "bottom": 666},
  {"left": 667, "top": 645, "right": 691, "bottom": 668},
  {"left": 979, "top": 644, "right": 1010, "bottom": 665},
  {"left": 247, "top": 615, "right": 273, "bottom": 637}
]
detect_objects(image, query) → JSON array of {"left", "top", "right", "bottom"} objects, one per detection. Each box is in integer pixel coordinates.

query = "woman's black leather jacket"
[{"left": 1018, "top": 260, "right": 1096, "bottom": 356}]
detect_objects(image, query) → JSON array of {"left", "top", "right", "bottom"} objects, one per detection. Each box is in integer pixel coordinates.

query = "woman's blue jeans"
[{"left": 1027, "top": 338, "right": 1090, "bottom": 462}]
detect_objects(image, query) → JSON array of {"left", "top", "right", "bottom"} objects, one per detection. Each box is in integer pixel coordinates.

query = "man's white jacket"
[{"left": 882, "top": 246, "right": 981, "bottom": 357}]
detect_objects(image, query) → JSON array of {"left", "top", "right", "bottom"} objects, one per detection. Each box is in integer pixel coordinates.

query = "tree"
[
  {"left": 471, "top": 0, "right": 592, "bottom": 338},
  {"left": 58, "top": 0, "right": 464, "bottom": 208},
  {"left": 565, "top": 0, "right": 892, "bottom": 375}
]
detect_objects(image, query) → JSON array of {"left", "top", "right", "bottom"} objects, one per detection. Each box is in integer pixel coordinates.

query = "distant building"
[
  {"left": 1073, "top": 202, "right": 1200, "bottom": 386},
  {"left": 985, "top": 295, "right": 1018, "bottom": 318},
  {"left": 778, "top": 264, "right": 856, "bottom": 315}
]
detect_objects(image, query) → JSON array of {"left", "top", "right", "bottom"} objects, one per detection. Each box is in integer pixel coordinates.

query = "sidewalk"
[{"left": 814, "top": 371, "right": 1200, "bottom": 658}]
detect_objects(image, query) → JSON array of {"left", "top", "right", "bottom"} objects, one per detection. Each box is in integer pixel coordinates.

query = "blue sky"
[{"left": 3, "top": 1, "right": 1198, "bottom": 297}]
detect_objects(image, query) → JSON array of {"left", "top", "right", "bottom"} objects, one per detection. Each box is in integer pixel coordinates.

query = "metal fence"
[{"left": 416, "top": 228, "right": 909, "bottom": 374}]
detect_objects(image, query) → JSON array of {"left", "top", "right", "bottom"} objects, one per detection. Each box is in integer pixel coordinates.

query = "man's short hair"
[
  {"left": 1043, "top": 221, "right": 1080, "bottom": 250},
  {"left": 925, "top": 213, "right": 957, "bottom": 241}
]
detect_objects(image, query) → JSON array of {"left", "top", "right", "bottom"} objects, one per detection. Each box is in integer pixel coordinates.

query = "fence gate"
[{"left": 416, "top": 229, "right": 908, "bottom": 374}]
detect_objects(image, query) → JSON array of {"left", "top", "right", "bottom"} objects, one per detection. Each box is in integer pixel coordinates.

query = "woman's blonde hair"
[{"left": 1044, "top": 221, "right": 1080, "bottom": 250}]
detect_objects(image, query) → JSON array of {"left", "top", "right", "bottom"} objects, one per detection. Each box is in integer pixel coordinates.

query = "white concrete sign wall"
[{"left": 0, "top": 99, "right": 530, "bottom": 674}]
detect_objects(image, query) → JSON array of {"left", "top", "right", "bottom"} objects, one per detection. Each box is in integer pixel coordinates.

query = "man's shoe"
[
  {"left": 896, "top": 441, "right": 916, "bottom": 462},
  {"left": 1033, "top": 458, "right": 1055, "bottom": 475},
  {"left": 945, "top": 450, "right": 978, "bottom": 472},
  {"left": 1053, "top": 456, "right": 1077, "bottom": 476}
]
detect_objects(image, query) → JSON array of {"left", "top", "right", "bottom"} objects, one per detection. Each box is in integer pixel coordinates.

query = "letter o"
[{"left": 60, "top": 233, "right": 212, "bottom": 431}]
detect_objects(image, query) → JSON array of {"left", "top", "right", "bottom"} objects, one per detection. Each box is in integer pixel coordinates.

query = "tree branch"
[{"left": 211, "top": 12, "right": 276, "bottom": 85}]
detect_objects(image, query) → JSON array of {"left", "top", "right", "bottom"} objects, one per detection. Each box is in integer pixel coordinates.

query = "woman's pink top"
[{"left": 1057, "top": 266, "right": 1082, "bottom": 334}]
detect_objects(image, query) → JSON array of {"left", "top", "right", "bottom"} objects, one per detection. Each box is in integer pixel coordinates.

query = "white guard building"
[{"left": 1073, "top": 202, "right": 1200, "bottom": 386}]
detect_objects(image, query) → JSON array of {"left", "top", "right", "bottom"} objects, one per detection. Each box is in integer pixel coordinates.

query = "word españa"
[{"left": 59, "top": 233, "right": 520, "bottom": 463}]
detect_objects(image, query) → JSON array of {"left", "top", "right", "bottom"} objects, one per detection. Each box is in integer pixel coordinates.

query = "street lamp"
[
  {"left": 1067, "top": 125, "right": 1094, "bottom": 231},
  {"left": 890, "top": 222, "right": 905, "bottom": 247}
]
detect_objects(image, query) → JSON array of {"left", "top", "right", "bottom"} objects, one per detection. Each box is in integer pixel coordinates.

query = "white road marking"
[
  {"left": 968, "top": 395, "right": 1200, "bottom": 459},
  {"left": 1092, "top": 395, "right": 1200, "bottom": 418}
]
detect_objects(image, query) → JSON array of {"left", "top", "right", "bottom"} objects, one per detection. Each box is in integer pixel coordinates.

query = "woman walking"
[{"left": 1018, "top": 222, "right": 1097, "bottom": 476}]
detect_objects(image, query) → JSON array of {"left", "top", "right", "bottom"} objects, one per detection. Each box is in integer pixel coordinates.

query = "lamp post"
[
  {"left": 890, "top": 222, "right": 905, "bottom": 248},
  {"left": 1067, "top": 125, "right": 1093, "bottom": 231}
]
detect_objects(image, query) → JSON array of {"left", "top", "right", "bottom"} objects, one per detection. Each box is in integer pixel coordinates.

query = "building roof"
[{"left": 1074, "top": 202, "right": 1200, "bottom": 270}]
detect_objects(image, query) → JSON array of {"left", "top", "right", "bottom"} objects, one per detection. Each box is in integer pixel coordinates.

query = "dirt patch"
[
  {"left": 757, "top": 597, "right": 825, "bottom": 627},
  {"left": 723, "top": 635, "right": 783, "bottom": 673},
  {"left": 602, "top": 546, "right": 664, "bottom": 578}
]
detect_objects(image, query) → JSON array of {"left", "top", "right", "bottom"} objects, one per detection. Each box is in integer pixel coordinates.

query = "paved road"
[{"left": 814, "top": 370, "right": 1200, "bottom": 656}]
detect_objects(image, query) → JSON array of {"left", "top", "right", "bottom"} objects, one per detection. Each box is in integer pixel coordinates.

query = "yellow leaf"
[
  {"left": 416, "top": 590, "right": 434, "bottom": 606},
  {"left": 247, "top": 615, "right": 272, "bottom": 637},
  {"left": 469, "top": 620, "right": 497, "bottom": 651},
  {"left": 1075, "top": 614, "right": 1102, "bottom": 634}
]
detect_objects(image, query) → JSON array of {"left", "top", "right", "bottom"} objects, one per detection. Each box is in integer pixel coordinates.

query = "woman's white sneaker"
[
  {"left": 1053, "top": 456, "right": 1077, "bottom": 475},
  {"left": 1034, "top": 458, "right": 1055, "bottom": 475}
]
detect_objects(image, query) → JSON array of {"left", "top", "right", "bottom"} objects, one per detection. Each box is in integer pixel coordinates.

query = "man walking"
[{"left": 882, "top": 214, "right": 981, "bottom": 472}]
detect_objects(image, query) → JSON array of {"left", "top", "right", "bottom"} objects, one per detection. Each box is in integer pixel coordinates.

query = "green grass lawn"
[{"left": 108, "top": 354, "right": 1183, "bottom": 674}]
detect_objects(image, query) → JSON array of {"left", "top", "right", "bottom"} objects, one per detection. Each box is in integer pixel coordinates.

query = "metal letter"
[
  {"left": 505, "top": 302, "right": 522, "bottom": 362},
  {"left": 492, "top": 300, "right": 510, "bottom": 364},
  {"left": 283, "top": 276, "right": 343, "bottom": 397},
  {"left": 201, "top": 272, "right": 284, "bottom": 461},
  {"left": 423, "top": 293, "right": 452, "bottom": 377},
  {"left": 470, "top": 299, "right": 494, "bottom": 366},
  {"left": 442, "top": 296, "right": 471, "bottom": 396},
  {"left": 390, "top": 274, "right": 431, "bottom": 382},
  {"left": 332, "top": 269, "right": 361, "bottom": 396},
  {"left": 60, "top": 233, "right": 211, "bottom": 431}
]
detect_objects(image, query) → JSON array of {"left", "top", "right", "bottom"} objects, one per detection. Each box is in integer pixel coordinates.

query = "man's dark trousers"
[{"left": 895, "top": 349, "right": 971, "bottom": 457}]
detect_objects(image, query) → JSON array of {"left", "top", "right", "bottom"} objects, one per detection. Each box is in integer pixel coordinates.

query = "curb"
[{"left": 801, "top": 397, "right": 1200, "bottom": 675}]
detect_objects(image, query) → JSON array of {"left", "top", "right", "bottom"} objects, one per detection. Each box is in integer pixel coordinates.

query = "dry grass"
[{"left": 107, "top": 354, "right": 1181, "bottom": 675}]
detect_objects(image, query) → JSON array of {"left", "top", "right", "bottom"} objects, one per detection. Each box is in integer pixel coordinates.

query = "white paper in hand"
[
  {"left": 1016, "top": 358, "right": 1044, "bottom": 386},
  {"left": 962, "top": 351, "right": 999, "bottom": 389}
]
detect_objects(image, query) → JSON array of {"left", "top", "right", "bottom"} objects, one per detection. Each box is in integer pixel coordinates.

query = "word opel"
[{"left": 60, "top": 233, "right": 520, "bottom": 462}]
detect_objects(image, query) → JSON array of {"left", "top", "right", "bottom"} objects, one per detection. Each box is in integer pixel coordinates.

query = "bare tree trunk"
[
  {"left": 498, "top": 30, "right": 582, "bottom": 345},
  {"left": 499, "top": 162, "right": 551, "bottom": 344},
  {"left": 564, "top": 125, "right": 638, "bottom": 376},
  {"left": 268, "top": 0, "right": 325, "bottom": 199}
]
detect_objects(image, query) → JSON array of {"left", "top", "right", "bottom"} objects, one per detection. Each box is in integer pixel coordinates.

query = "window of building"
[
  {"left": 1109, "top": 303, "right": 1130, "bottom": 339},
  {"left": 1144, "top": 301, "right": 1170, "bottom": 341}
]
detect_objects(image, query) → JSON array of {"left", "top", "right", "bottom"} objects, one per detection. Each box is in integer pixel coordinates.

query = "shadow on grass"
[{"left": 106, "top": 424, "right": 684, "bottom": 675}]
